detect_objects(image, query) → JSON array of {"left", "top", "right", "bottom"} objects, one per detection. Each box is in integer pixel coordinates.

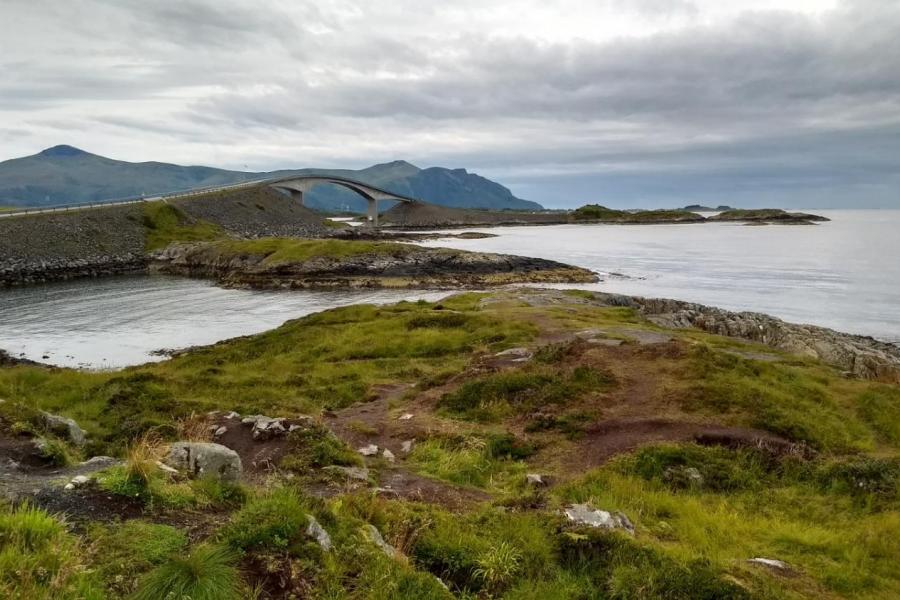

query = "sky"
[{"left": 1, "top": 0, "right": 898, "bottom": 208}]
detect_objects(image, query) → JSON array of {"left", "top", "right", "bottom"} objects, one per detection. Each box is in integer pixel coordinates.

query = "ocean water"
[
  {"left": 0, "top": 276, "right": 448, "bottom": 368},
  {"left": 414, "top": 210, "right": 900, "bottom": 343},
  {"left": 1, "top": 210, "right": 897, "bottom": 369}
]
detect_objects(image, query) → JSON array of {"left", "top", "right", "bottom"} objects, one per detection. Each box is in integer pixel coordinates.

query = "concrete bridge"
[
  {"left": 0, "top": 174, "right": 419, "bottom": 227},
  {"left": 268, "top": 175, "right": 418, "bottom": 226}
]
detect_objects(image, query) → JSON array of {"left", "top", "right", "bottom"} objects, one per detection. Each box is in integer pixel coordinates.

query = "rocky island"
[{"left": 151, "top": 238, "right": 598, "bottom": 289}]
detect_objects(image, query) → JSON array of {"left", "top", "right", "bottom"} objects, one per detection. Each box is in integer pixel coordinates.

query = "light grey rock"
[
  {"left": 365, "top": 524, "right": 397, "bottom": 558},
  {"left": 398, "top": 413, "right": 414, "bottom": 421},
  {"left": 164, "top": 442, "right": 242, "bottom": 482},
  {"left": 526, "top": 473, "right": 546, "bottom": 487},
  {"left": 306, "top": 515, "right": 332, "bottom": 551},
  {"left": 224, "top": 411, "right": 241, "bottom": 419},
  {"left": 323, "top": 465, "right": 370, "bottom": 481},
  {"left": 748, "top": 558, "right": 791, "bottom": 571},
  {"left": 494, "top": 347, "right": 532, "bottom": 361},
  {"left": 358, "top": 444, "right": 379, "bottom": 456},
  {"left": 401, "top": 440, "right": 414, "bottom": 454},
  {"left": 213, "top": 426, "right": 228, "bottom": 437},
  {"left": 40, "top": 411, "right": 86, "bottom": 446},
  {"left": 382, "top": 449, "right": 396, "bottom": 463},
  {"left": 564, "top": 504, "right": 634, "bottom": 535}
]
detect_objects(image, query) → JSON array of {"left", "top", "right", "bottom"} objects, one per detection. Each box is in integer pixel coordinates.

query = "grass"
[
  {"left": 0, "top": 297, "right": 536, "bottom": 452},
  {"left": 201, "top": 237, "right": 415, "bottom": 265},
  {"left": 556, "top": 444, "right": 900, "bottom": 598},
  {"left": 142, "top": 202, "right": 225, "bottom": 251},
  {"left": 0, "top": 504, "right": 104, "bottom": 599},
  {"left": 2, "top": 290, "right": 900, "bottom": 598},
  {"left": 132, "top": 544, "right": 245, "bottom": 600},
  {"left": 438, "top": 364, "right": 615, "bottom": 422},
  {"left": 87, "top": 520, "right": 187, "bottom": 597}
]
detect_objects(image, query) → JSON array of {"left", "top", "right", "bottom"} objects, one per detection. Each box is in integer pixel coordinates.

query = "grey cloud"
[{"left": 0, "top": 0, "right": 898, "bottom": 207}]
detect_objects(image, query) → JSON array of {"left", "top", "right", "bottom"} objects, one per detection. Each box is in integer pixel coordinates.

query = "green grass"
[
  {"left": 203, "top": 237, "right": 416, "bottom": 265},
  {"left": 142, "top": 202, "right": 225, "bottom": 251},
  {"left": 438, "top": 364, "right": 615, "bottom": 422},
  {"left": 407, "top": 433, "right": 530, "bottom": 489},
  {"left": 0, "top": 298, "right": 536, "bottom": 452},
  {"left": 87, "top": 520, "right": 187, "bottom": 597},
  {"left": 0, "top": 504, "right": 104, "bottom": 599},
  {"left": 132, "top": 544, "right": 245, "bottom": 600},
  {"left": 557, "top": 445, "right": 900, "bottom": 599}
]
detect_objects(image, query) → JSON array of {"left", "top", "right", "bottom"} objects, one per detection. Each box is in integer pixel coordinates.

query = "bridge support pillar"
[
  {"left": 367, "top": 199, "right": 378, "bottom": 227},
  {"left": 287, "top": 189, "right": 304, "bottom": 206}
]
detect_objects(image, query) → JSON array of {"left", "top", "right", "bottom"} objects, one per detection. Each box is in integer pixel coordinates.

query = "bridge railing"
[{"left": 1, "top": 177, "right": 273, "bottom": 217}]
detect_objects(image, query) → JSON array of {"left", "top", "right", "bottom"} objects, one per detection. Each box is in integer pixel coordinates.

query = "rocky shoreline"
[
  {"left": 149, "top": 241, "right": 598, "bottom": 289},
  {"left": 532, "top": 289, "right": 900, "bottom": 383},
  {"left": 0, "top": 254, "right": 148, "bottom": 286}
]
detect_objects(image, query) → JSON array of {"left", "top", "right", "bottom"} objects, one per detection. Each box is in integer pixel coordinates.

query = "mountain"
[{"left": 0, "top": 146, "right": 542, "bottom": 212}]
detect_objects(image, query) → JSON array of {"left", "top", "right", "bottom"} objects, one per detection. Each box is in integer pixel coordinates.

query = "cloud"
[{"left": 0, "top": 0, "right": 897, "bottom": 207}]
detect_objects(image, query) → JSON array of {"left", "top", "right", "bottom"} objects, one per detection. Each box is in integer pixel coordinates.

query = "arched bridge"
[{"left": 267, "top": 175, "right": 418, "bottom": 226}]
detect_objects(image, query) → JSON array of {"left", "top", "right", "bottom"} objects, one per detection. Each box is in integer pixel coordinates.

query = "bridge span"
[
  {"left": 267, "top": 175, "right": 418, "bottom": 227},
  {"left": 0, "top": 174, "right": 419, "bottom": 226}
]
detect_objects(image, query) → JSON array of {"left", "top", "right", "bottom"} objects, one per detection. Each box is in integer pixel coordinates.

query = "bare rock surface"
[{"left": 164, "top": 442, "right": 242, "bottom": 482}]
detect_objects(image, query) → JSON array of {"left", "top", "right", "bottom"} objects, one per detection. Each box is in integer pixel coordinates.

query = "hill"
[{"left": 0, "top": 146, "right": 542, "bottom": 212}]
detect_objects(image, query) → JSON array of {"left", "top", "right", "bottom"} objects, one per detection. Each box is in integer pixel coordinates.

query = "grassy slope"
[
  {"left": 142, "top": 202, "right": 226, "bottom": 251},
  {"left": 203, "top": 237, "right": 417, "bottom": 265},
  {"left": 1, "top": 290, "right": 899, "bottom": 598}
]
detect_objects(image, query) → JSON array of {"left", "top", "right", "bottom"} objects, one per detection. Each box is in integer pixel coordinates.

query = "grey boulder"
[
  {"left": 564, "top": 504, "right": 635, "bottom": 535},
  {"left": 40, "top": 411, "right": 86, "bottom": 446},
  {"left": 164, "top": 442, "right": 242, "bottom": 482}
]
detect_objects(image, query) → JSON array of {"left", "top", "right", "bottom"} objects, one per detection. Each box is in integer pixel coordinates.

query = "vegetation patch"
[
  {"left": 142, "top": 202, "right": 224, "bottom": 251},
  {"left": 439, "top": 364, "right": 615, "bottom": 422},
  {"left": 201, "top": 237, "right": 414, "bottom": 265}
]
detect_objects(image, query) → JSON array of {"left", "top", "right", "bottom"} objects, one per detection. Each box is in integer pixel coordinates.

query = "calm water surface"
[
  {"left": 1, "top": 210, "right": 897, "bottom": 369},
  {"left": 415, "top": 210, "right": 900, "bottom": 343},
  {"left": 0, "top": 276, "right": 448, "bottom": 368}
]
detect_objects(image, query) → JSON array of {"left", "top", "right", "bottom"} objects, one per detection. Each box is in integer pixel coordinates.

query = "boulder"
[
  {"left": 306, "top": 515, "right": 332, "bottom": 551},
  {"left": 40, "top": 411, "right": 86, "bottom": 446},
  {"left": 242, "top": 415, "right": 289, "bottom": 440},
  {"left": 323, "top": 465, "right": 370, "bottom": 481},
  {"left": 358, "top": 444, "right": 379, "bottom": 456},
  {"left": 526, "top": 473, "right": 547, "bottom": 487},
  {"left": 164, "top": 442, "right": 242, "bottom": 482},
  {"left": 365, "top": 524, "right": 397, "bottom": 558},
  {"left": 564, "top": 504, "right": 634, "bottom": 535}
]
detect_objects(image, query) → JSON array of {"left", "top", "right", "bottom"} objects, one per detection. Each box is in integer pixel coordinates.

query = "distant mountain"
[{"left": 0, "top": 146, "right": 542, "bottom": 212}]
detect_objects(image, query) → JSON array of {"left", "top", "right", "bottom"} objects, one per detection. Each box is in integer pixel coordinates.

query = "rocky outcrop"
[
  {"left": 564, "top": 504, "right": 635, "bottom": 535},
  {"left": 151, "top": 242, "right": 598, "bottom": 289},
  {"left": 40, "top": 412, "right": 86, "bottom": 446},
  {"left": 164, "top": 442, "right": 242, "bottom": 482},
  {"left": 581, "top": 292, "right": 900, "bottom": 382},
  {"left": 708, "top": 209, "right": 829, "bottom": 224}
]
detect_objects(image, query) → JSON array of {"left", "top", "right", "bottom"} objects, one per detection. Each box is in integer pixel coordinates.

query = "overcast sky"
[{"left": 2, "top": 0, "right": 898, "bottom": 207}]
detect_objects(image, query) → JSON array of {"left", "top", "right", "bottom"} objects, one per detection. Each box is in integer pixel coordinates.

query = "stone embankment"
[
  {"left": 151, "top": 242, "right": 598, "bottom": 289},
  {"left": 0, "top": 187, "right": 328, "bottom": 286}
]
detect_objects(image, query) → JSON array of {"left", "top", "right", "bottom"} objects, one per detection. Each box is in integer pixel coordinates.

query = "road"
[{"left": 0, "top": 178, "right": 268, "bottom": 219}]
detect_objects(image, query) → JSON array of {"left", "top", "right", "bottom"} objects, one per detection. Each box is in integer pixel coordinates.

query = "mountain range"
[{"left": 0, "top": 145, "right": 542, "bottom": 212}]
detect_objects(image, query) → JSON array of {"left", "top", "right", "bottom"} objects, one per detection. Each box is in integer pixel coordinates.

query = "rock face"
[
  {"left": 40, "top": 412, "right": 86, "bottom": 446},
  {"left": 164, "top": 442, "right": 242, "bottom": 482},
  {"left": 507, "top": 289, "right": 900, "bottom": 383},
  {"left": 564, "top": 504, "right": 635, "bottom": 535},
  {"left": 151, "top": 242, "right": 597, "bottom": 289},
  {"left": 628, "top": 296, "right": 900, "bottom": 382}
]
